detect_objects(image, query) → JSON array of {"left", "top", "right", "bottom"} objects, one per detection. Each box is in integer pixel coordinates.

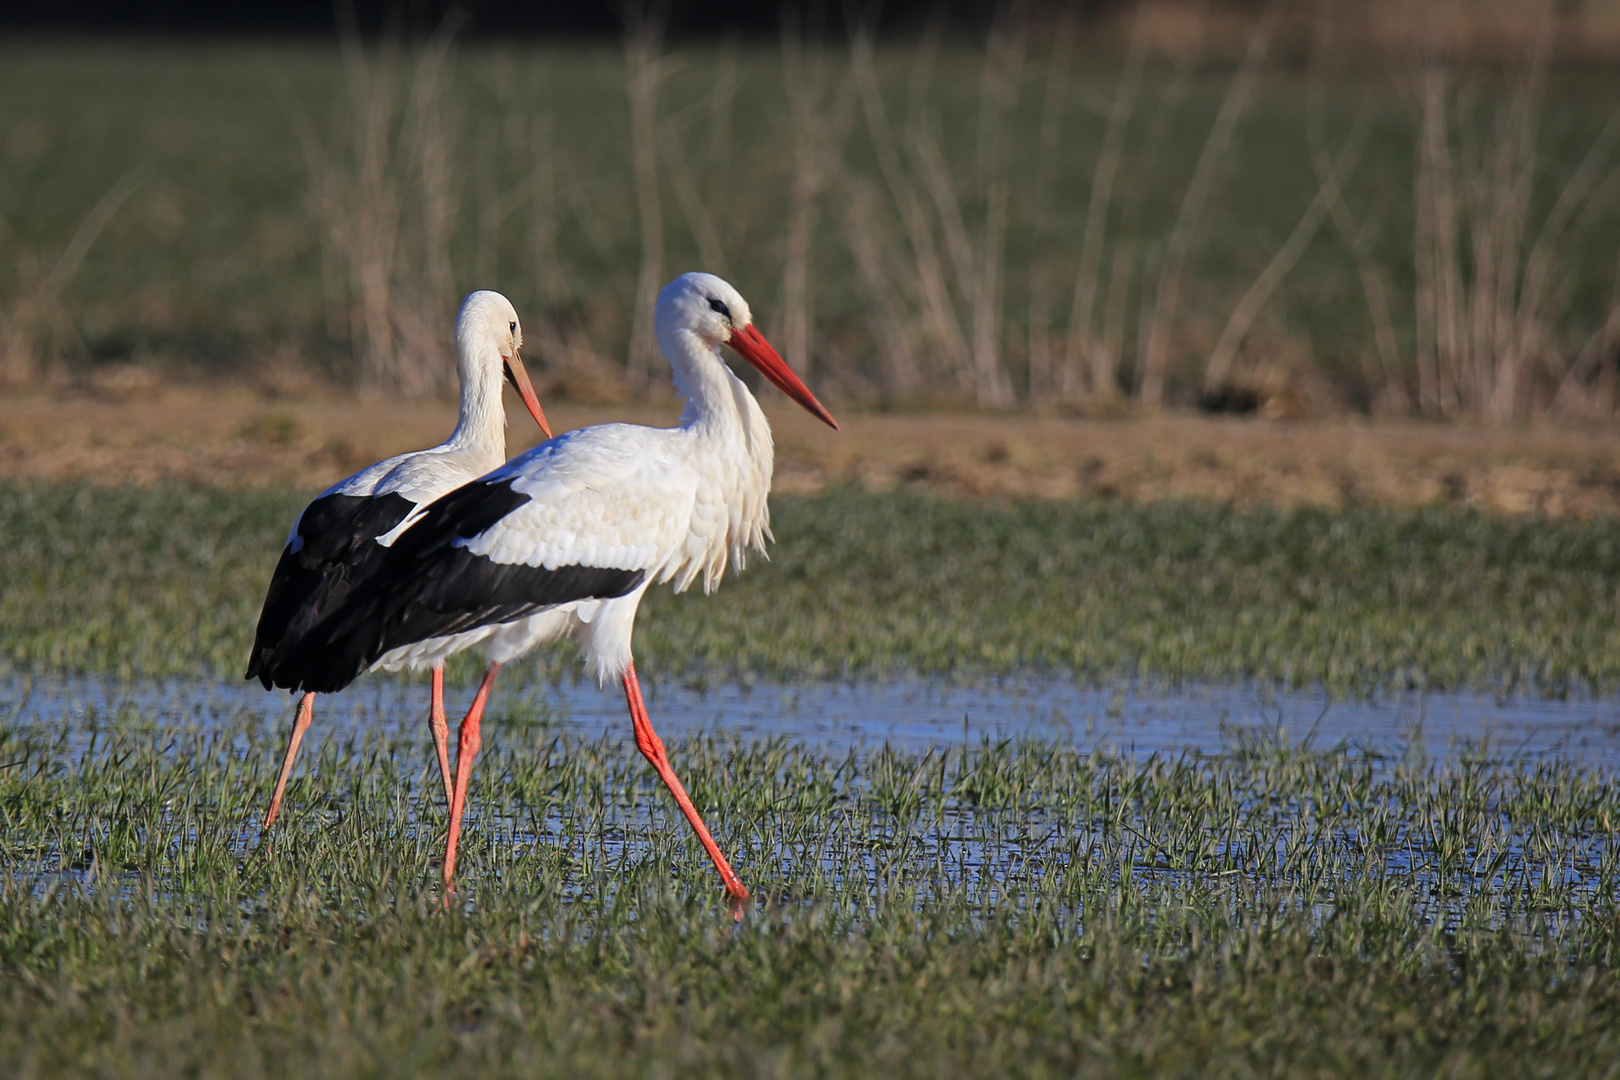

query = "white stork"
[
  {"left": 246, "top": 290, "right": 551, "bottom": 829},
  {"left": 275, "top": 272, "right": 838, "bottom": 910}
]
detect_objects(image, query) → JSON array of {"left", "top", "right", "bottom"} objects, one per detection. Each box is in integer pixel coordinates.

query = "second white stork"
[
  {"left": 275, "top": 272, "right": 838, "bottom": 910},
  {"left": 245, "top": 290, "right": 551, "bottom": 829}
]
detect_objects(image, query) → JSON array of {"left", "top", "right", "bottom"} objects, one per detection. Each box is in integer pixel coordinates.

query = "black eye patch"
[{"left": 708, "top": 297, "right": 731, "bottom": 319}]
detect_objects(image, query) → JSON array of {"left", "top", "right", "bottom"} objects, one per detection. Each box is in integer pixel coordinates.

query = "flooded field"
[
  {"left": 7, "top": 675, "right": 1620, "bottom": 1076},
  {"left": 6, "top": 487, "right": 1620, "bottom": 1074},
  {"left": 11, "top": 673, "right": 1620, "bottom": 766}
]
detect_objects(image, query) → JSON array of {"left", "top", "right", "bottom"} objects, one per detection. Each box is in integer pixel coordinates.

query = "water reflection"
[{"left": 7, "top": 673, "right": 1620, "bottom": 765}]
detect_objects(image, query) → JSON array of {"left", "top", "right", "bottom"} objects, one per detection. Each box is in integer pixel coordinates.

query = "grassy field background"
[{"left": 4, "top": 481, "right": 1618, "bottom": 695}]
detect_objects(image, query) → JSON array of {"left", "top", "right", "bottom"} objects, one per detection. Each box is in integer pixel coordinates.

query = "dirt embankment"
[{"left": 3, "top": 386, "right": 1619, "bottom": 517}]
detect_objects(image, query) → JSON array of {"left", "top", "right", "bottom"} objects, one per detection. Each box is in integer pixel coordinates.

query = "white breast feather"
[{"left": 459, "top": 422, "right": 766, "bottom": 594}]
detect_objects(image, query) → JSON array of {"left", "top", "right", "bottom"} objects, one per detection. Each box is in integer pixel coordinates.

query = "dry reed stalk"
[
  {"left": 707, "top": 36, "right": 738, "bottom": 169},
  {"left": 1202, "top": 114, "right": 1370, "bottom": 394},
  {"left": 1306, "top": 72, "right": 1406, "bottom": 411},
  {"left": 472, "top": 63, "right": 523, "bottom": 292},
  {"left": 778, "top": 20, "right": 855, "bottom": 380},
  {"left": 523, "top": 107, "right": 576, "bottom": 382},
  {"left": 910, "top": 123, "right": 1015, "bottom": 404},
  {"left": 1465, "top": 24, "right": 1546, "bottom": 419},
  {"left": 277, "top": 83, "right": 351, "bottom": 347},
  {"left": 1495, "top": 65, "right": 1620, "bottom": 417},
  {"left": 292, "top": 21, "right": 464, "bottom": 398},
  {"left": 1412, "top": 51, "right": 1448, "bottom": 414},
  {"left": 1063, "top": 6, "right": 1148, "bottom": 398},
  {"left": 848, "top": 29, "right": 973, "bottom": 394},
  {"left": 623, "top": 3, "right": 667, "bottom": 392},
  {"left": 1553, "top": 243, "right": 1620, "bottom": 414},
  {"left": 1138, "top": 0, "right": 1287, "bottom": 406},
  {"left": 529, "top": 111, "right": 571, "bottom": 309},
  {"left": 474, "top": 116, "right": 500, "bottom": 289},
  {"left": 659, "top": 89, "right": 729, "bottom": 277},
  {"left": 833, "top": 174, "right": 922, "bottom": 394},
  {"left": 334, "top": 33, "right": 405, "bottom": 394},
  {"left": 1022, "top": 8, "right": 1077, "bottom": 399},
  {"left": 404, "top": 29, "right": 461, "bottom": 382},
  {"left": 1087, "top": 23, "right": 1204, "bottom": 401},
  {"left": 967, "top": 7, "right": 1027, "bottom": 406},
  {"left": 883, "top": 7, "right": 1026, "bottom": 407},
  {"left": 0, "top": 172, "right": 143, "bottom": 386},
  {"left": 1099, "top": 238, "right": 1137, "bottom": 392},
  {"left": 475, "top": 114, "right": 550, "bottom": 297},
  {"left": 1407, "top": 4, "right": 1615, "bottom": 421}
]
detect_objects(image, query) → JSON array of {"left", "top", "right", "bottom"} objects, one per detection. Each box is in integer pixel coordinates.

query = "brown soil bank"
[{"left": 3, "top": 387, "right": 1619, "bottom": 517}]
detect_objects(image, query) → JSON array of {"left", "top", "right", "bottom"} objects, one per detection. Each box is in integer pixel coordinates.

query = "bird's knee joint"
[{"left": 634, "top": 730, "right": 665, "bottom": 764}]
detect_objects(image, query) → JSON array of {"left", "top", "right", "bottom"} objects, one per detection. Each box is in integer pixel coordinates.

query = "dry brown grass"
[{"left": 5, "top": 385, "right": 1620, "bottom": 518}]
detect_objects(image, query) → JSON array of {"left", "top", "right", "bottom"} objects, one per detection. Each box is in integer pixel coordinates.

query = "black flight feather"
[
  {"left": 274, "top": 478, "right": 645, "bottom": 694},
  {"left": 244, "top": 491, "right": 416, "bottom": 689}
]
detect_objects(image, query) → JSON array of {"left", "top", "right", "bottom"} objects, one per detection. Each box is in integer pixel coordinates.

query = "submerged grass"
[
  {"left": 1, "top": 701, "right": 1618, "bottom": 1077},
  {"left": 3, "top": 483, "right": 1620, "bottom": 694}
]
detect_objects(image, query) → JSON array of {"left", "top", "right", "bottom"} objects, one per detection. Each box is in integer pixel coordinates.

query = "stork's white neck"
[
  {"left": 661, "top": 327, "right": 761, "bottom": 438},
  {"left": 658, "top": 322, "right": 777, "bottom": 593},
  {"left": 444, "top": 335, "right": 508, "bottom": 465}
]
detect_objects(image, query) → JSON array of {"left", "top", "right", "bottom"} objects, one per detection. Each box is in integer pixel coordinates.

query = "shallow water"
[
  {"left": 8, "top": 673, "right": 1618, "bottom": 923},
  {"left": 7, "top": 673, "right": 1620, "bottom": 766}
]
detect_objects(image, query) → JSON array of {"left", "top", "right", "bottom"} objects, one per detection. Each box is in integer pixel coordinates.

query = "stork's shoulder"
[
  {"left": 371, "top": 447, "right": 488, "bottom": 507},
  {"left": 323, "top": 451, "right": 418, "bottom": 499},
  {"left": 283, "top": 451, "right": 416, "bottom": 548},
  {"left": 492, "top": 423, "right": 690, "bottom": 495},
  {"left": 464, "top": 424, "right": 700, "bottom": 571}
]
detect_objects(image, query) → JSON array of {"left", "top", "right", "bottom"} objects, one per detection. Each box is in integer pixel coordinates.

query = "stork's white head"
[
  {"left": 657, "top": 271, "right": 754, "bottom": 347},
  {"left": 656, "top": 272, "right": 838, "bottom": 430},
  {"left": 456, "top": 290, "right": 551, "bottom": 439}
]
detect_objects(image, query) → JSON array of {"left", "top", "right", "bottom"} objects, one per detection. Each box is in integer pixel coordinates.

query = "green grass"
[
  {"left": 6, "top": 484, "right": 1620, "bottom": 1074},
  {"left": 3, "top": 483, "right": 1620, "bottom": 694},
  {"left": 2, "top": 699, "right": 1618, "bottom": 1077}
]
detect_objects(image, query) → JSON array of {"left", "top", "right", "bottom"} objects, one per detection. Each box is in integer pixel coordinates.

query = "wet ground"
[{"left": 9, "top": 673, "right": 1620, "bottom": 767}]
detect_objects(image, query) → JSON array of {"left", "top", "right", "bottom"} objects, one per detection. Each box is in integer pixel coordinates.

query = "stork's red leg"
[
  {"left": 443, "top": 662, "right": 500, "bottom": 894},
  {"left": 427, "top": 666, "right": 454, "bottom": 810},
  {"left": 622, "top": 661, "right": 751, "bottom": 915},
  {"left": 263, "top": 692, "right": 316, "bottom": 830}
]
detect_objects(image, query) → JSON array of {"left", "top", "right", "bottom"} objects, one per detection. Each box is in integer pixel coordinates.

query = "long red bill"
[
  {"left": 725, "top": 324, "right": 839, "bottom": 430},
  {"left": 503, "top": 354, "right": 553, "bottom": 440}
]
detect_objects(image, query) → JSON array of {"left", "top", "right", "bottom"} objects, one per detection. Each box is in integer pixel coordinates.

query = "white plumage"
[
  {"left": 246, "top": 289, "right": 551, "bottom": 829},
  {"left": 308, "top": 292, "right": 549, "bottom": 538},
  {"left": 290, "top": 271, "right": 838, "bottom": 909}
]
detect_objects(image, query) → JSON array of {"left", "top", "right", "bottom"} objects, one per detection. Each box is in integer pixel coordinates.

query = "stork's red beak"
[
  {"left": 725, "top": 324, "right": 839, "bottom": 430},
  {"left": 503, "top": 353, "right": 553, "bottom": 439}
]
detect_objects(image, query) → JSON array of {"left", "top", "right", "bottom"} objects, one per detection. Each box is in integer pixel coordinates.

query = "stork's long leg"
[
  {"left": 263, "top": 692, "right": 316, "bottom": 830},
  {"left": 427, "top": 666, "right": 455, "bottom": 810},
  {"left": 443, "top": 662, "right": 501, "bottom": 893},
  {"left": 622, "top": 661, "right": 750, "bottom": 914}
]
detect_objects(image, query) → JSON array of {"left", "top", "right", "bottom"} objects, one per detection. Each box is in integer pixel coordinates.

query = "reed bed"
[{"left": 3, "top": 8, "right": 1619, "bottom": 419}]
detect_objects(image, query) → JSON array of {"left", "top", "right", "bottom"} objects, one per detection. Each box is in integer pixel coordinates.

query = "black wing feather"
[
  {"left": 278, "top": 478, "right": 646, "bottom": 694},
  {"left": 244, "top": 491, "right": 417, "bottom": 688}
]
